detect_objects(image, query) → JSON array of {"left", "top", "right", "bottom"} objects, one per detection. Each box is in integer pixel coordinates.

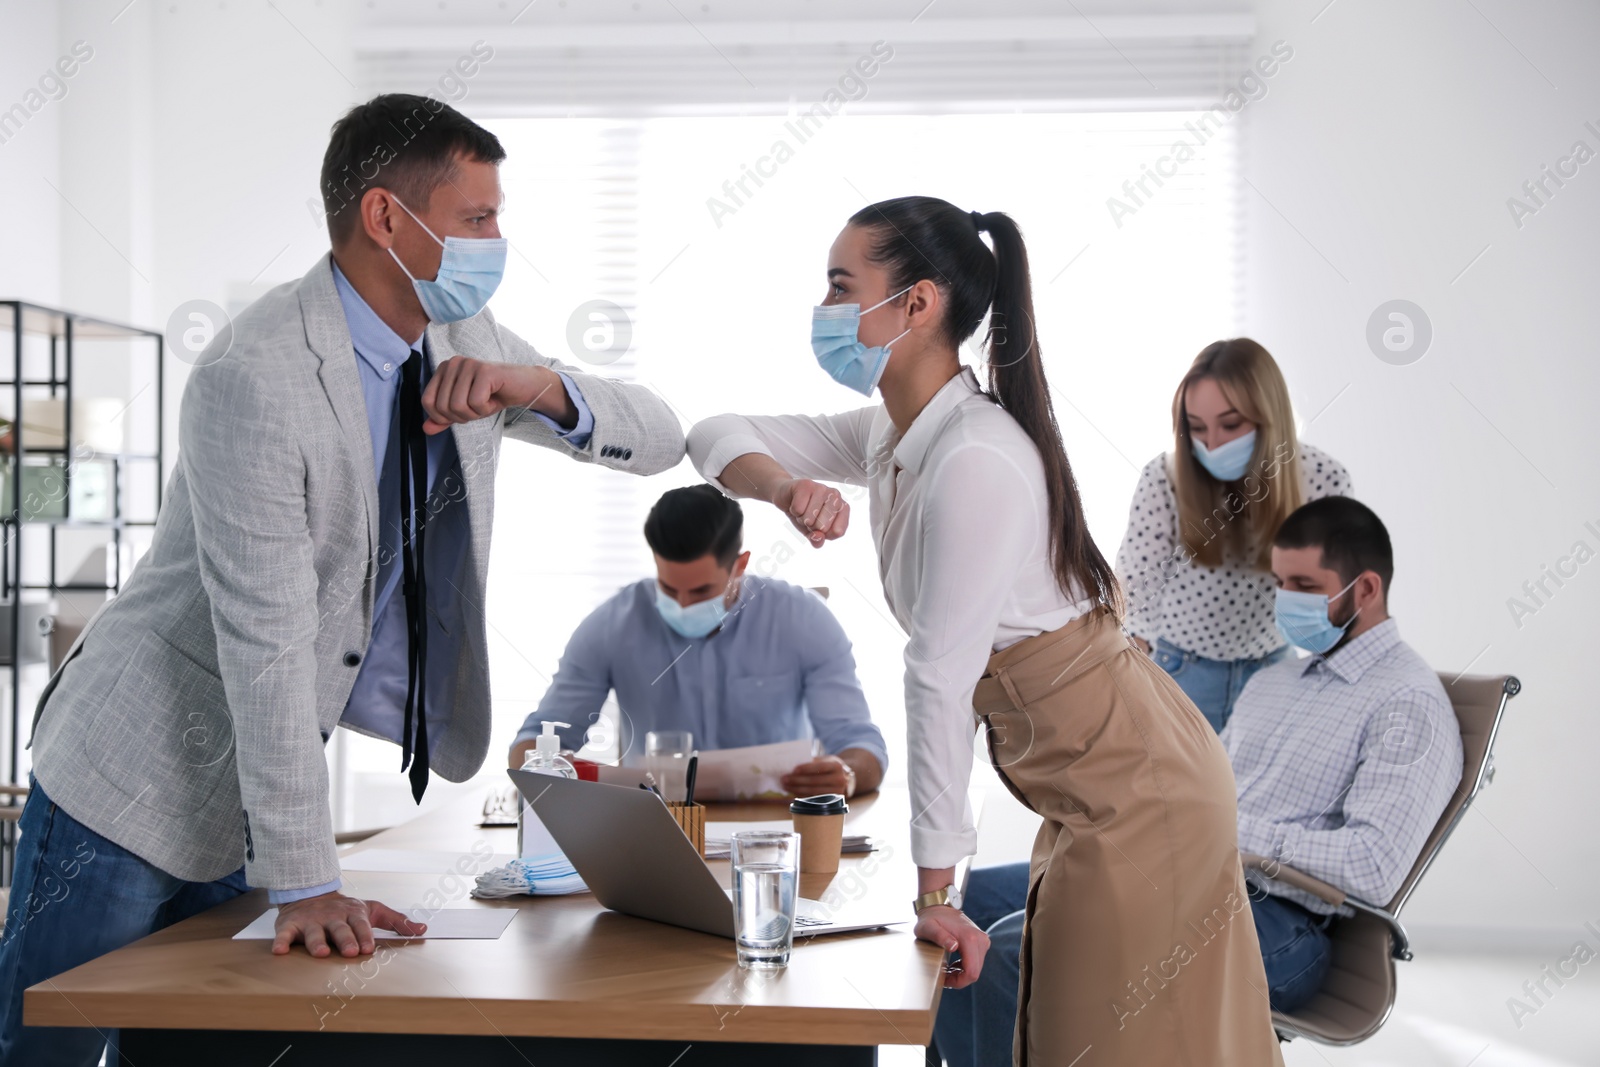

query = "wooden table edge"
[{"left": 24, "top": 986, "right": 936, "bottom": 1046}]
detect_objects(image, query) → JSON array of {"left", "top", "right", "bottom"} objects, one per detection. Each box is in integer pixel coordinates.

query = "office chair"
[{"left": 1240, "top": 673, "right": 1520, "bottom": 1045}]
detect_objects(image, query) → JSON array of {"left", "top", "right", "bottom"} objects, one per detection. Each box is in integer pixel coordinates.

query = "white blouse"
[
  {"left": 688, "top": 367, "right": 1094, "bottom": 870},
  {"left": 1115, "top": 442, "right": 1351, "bottom": 661}
]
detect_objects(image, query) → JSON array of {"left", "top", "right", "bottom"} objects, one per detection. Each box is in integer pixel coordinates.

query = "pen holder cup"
[{"left": 667, "top": 801, "right": 706, "bottom": 855}]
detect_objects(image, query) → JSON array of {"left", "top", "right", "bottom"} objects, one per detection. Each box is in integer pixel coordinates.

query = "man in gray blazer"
[{"left": 0, "top": 94, "right": 684, "bottom": 1065}]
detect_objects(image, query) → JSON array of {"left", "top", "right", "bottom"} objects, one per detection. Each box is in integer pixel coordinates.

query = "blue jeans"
[
  {"left": 0, "top": 780, "right": 250, "bottom": 1066},
  {"left": 933, "top": 862, "right": 1030, "bottom": 1067},
  {"left": 1152, "top": 639, "right": 1290, "bottom": 733},
  {"left": 1249, "top": 891, "right": 1333, "bottom": 1013}
]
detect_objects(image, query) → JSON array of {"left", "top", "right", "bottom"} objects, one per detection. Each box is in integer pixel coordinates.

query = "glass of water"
[
  {"left": 729, "top": 830, "right": 800, "bottom": 970},
  {"left": 645, "top": 730, "right": 694, "bottom": 803}
]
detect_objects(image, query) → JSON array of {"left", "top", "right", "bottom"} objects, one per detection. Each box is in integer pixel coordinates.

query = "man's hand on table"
[{"left": 272, "top": 891, "right": 426, "bottom": 958}]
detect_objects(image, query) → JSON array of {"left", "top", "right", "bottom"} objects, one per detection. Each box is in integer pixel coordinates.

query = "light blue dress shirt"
[
  {"left": 512, "top": 575, "right": 889, "bottom": 775},
  {"left": 271, "top": 262, "right": 593, "bottom": 905},
  {"left": 1223, "top": 619, "right": 1463, "bottom": 915}
]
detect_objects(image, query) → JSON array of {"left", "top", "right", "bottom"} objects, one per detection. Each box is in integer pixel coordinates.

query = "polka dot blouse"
[{"left": 1114, "top": 442, "right": 1352, "bottom": 661}]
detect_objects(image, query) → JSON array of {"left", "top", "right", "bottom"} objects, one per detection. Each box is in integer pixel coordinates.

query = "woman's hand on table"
[{"left": 915, "top": 905, "right": 990, "bottom": 989}]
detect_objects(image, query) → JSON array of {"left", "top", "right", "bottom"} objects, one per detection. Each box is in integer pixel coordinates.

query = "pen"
[{"left": 684, "top": 753, "right": 698, "bottom": 807}]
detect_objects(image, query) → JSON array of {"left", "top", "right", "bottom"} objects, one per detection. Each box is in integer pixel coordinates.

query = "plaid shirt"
[{"left": 1222, "top": 619, "right": 1462, "bottom": 915}]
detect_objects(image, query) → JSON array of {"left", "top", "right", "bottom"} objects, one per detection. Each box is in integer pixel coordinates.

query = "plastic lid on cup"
[{"left": 790, "top": 793, "right": 848, "bottom": 816}]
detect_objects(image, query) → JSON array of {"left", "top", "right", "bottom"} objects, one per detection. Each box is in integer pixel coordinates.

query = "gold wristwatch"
[{"left": 913, "top": 884, "right": 964, "bottom": 913}]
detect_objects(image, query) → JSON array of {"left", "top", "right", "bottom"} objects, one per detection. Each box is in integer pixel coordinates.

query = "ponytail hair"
[{"left": 848, "top": 196, "right": 1121, "bottom": 614}]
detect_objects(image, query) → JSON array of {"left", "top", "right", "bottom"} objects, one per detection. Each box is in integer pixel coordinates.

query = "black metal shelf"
[{"left": 1, "top": 299, "right": 165, "bottom": 795}]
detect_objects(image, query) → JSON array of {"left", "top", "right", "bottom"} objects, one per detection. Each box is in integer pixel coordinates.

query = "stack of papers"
[
  {"left": 702, "top": 819, "right": 877, "bottom": 859},
  {"left": 704, "top": 834, "right": 875, "bottom": 860}
]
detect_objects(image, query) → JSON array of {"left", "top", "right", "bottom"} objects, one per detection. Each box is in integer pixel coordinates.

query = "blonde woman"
[
  {"left": 689, "top": 197, "right": 1282, "bottom": 1065},
  {"left": 1117, "top": 338, "right": 1351, "bottom": 731}
]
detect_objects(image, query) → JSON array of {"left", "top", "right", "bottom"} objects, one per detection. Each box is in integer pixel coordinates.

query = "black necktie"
[{"left": 398, "top": 349, "right": 430, "bottom": 802}]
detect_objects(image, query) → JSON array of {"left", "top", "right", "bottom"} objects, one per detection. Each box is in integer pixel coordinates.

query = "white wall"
[
  {"left": 0, "top": 0, "right": 64, "bottom": 305},
  {"left": 1242, "top": 0, "right": 1600, "bottom": 948},
  {"left": 145, "top": 0, "right": 363, "bottom": 471}
]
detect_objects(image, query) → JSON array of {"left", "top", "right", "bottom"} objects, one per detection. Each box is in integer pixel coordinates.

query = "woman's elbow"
[{"left": 685, "top": 415, "right": 734, "bottom": 472}]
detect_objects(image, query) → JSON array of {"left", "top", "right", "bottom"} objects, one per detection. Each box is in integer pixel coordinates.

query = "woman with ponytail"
[{"left": 688, "top": 196, "right": 1282, "bottom": 1065}]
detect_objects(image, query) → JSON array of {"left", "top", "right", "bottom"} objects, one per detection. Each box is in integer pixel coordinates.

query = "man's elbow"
[
  {"left": 634, "top": 436, "right": 686, "bottom": 476},
  {"left": 1342, "top": 850, "right": 1410, "bottom": 907},
  {"left": 627, "top": 390, "right": 686, "bottom": 475},
  {"left": 860, "top": 754, "right": 886, "bottom": 793}
]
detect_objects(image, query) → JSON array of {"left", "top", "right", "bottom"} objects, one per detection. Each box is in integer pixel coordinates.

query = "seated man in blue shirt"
[
  {"left": 509, "top": 485, "right": 887, "bottom": 797},
  {"left": 935, "top": 497, "right": 1462, "bottom": 1066}
]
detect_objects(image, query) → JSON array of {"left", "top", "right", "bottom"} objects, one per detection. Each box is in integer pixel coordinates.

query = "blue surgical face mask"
[
  {"left": 1192, "top": 428, "right": 1257, "bottom": 482},
  {"left": 811, "top": 285, "right": 914, "bottom": 396},
  {"left": 387, "top": 196, "right": 508, "bottom": 324},
  {"left": 1275, "top": 577, "right": 1359, "bottom": 654},
  {"left": 654, "top": 584, "right": 730, "bottom": 639}
]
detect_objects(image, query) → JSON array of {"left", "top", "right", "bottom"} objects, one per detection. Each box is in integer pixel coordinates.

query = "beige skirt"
[{"left": 973, "top": 607, "right": 1285, "bottom": 1066}]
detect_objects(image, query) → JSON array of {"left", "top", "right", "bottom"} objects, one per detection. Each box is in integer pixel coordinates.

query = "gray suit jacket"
[{"left": 29, "top": 253, "right": 684, "bottom": 890}]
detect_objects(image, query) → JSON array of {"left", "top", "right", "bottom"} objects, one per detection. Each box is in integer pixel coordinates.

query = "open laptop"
[{"left": 509, "top": 770, "right": 906, "bottom": 939}]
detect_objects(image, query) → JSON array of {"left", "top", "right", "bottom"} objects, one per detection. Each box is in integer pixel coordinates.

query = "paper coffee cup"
[{"left": 790, "top": 793, "right": 848, "bottom": 875}]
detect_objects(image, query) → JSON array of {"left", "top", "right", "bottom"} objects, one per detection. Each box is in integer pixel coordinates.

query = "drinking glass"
[
  {"left": 645, "top": 730, "right": 694, "bottom": 803},
  {"left": 730, "top": 830, "right": 800, "bottom": 969}
]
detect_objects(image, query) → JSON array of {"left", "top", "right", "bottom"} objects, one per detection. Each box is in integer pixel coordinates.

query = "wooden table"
[{"left": 27, "top": 786, "right": 964, "bottom": 1065}]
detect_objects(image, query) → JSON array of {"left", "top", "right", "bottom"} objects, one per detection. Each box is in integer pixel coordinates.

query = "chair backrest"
[
  {"left": 1269, "top": 672, "right": 1519, "bottom": 1047},
  {"left": 1385, "top": 673, "right": 1518, "bottom": 913}
]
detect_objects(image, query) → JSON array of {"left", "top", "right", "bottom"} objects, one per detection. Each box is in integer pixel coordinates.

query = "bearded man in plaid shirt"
[{"left": 1222, "top": 495, "right": 1461, "bottom": 1011}]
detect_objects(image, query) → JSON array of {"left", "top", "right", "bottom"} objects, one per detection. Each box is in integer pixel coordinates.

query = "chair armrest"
[
  {"left": 1242, "top": 854, "right": 1415, "bottom": 960},
  {"left": 1240, "top": 852, "right": 1347, "bottom": 908},
  {"left": 334, "top": 827, "right": 385, "bottom": 846}
]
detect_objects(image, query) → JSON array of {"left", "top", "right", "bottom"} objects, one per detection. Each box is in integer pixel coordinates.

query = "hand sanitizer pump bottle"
[{"left": 517, "top": 721, "right": 577, "bottom": 861}]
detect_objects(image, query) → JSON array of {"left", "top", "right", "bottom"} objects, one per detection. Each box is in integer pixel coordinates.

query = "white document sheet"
[
  {"left": 339, "top": 848, "right": 515, "bottom": 873},
  {"left": 233, "top": 907, "right": 517, "bottom": 941},
  {"left": 598, "top": 738, "right": 821, "bottom": 801}
]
